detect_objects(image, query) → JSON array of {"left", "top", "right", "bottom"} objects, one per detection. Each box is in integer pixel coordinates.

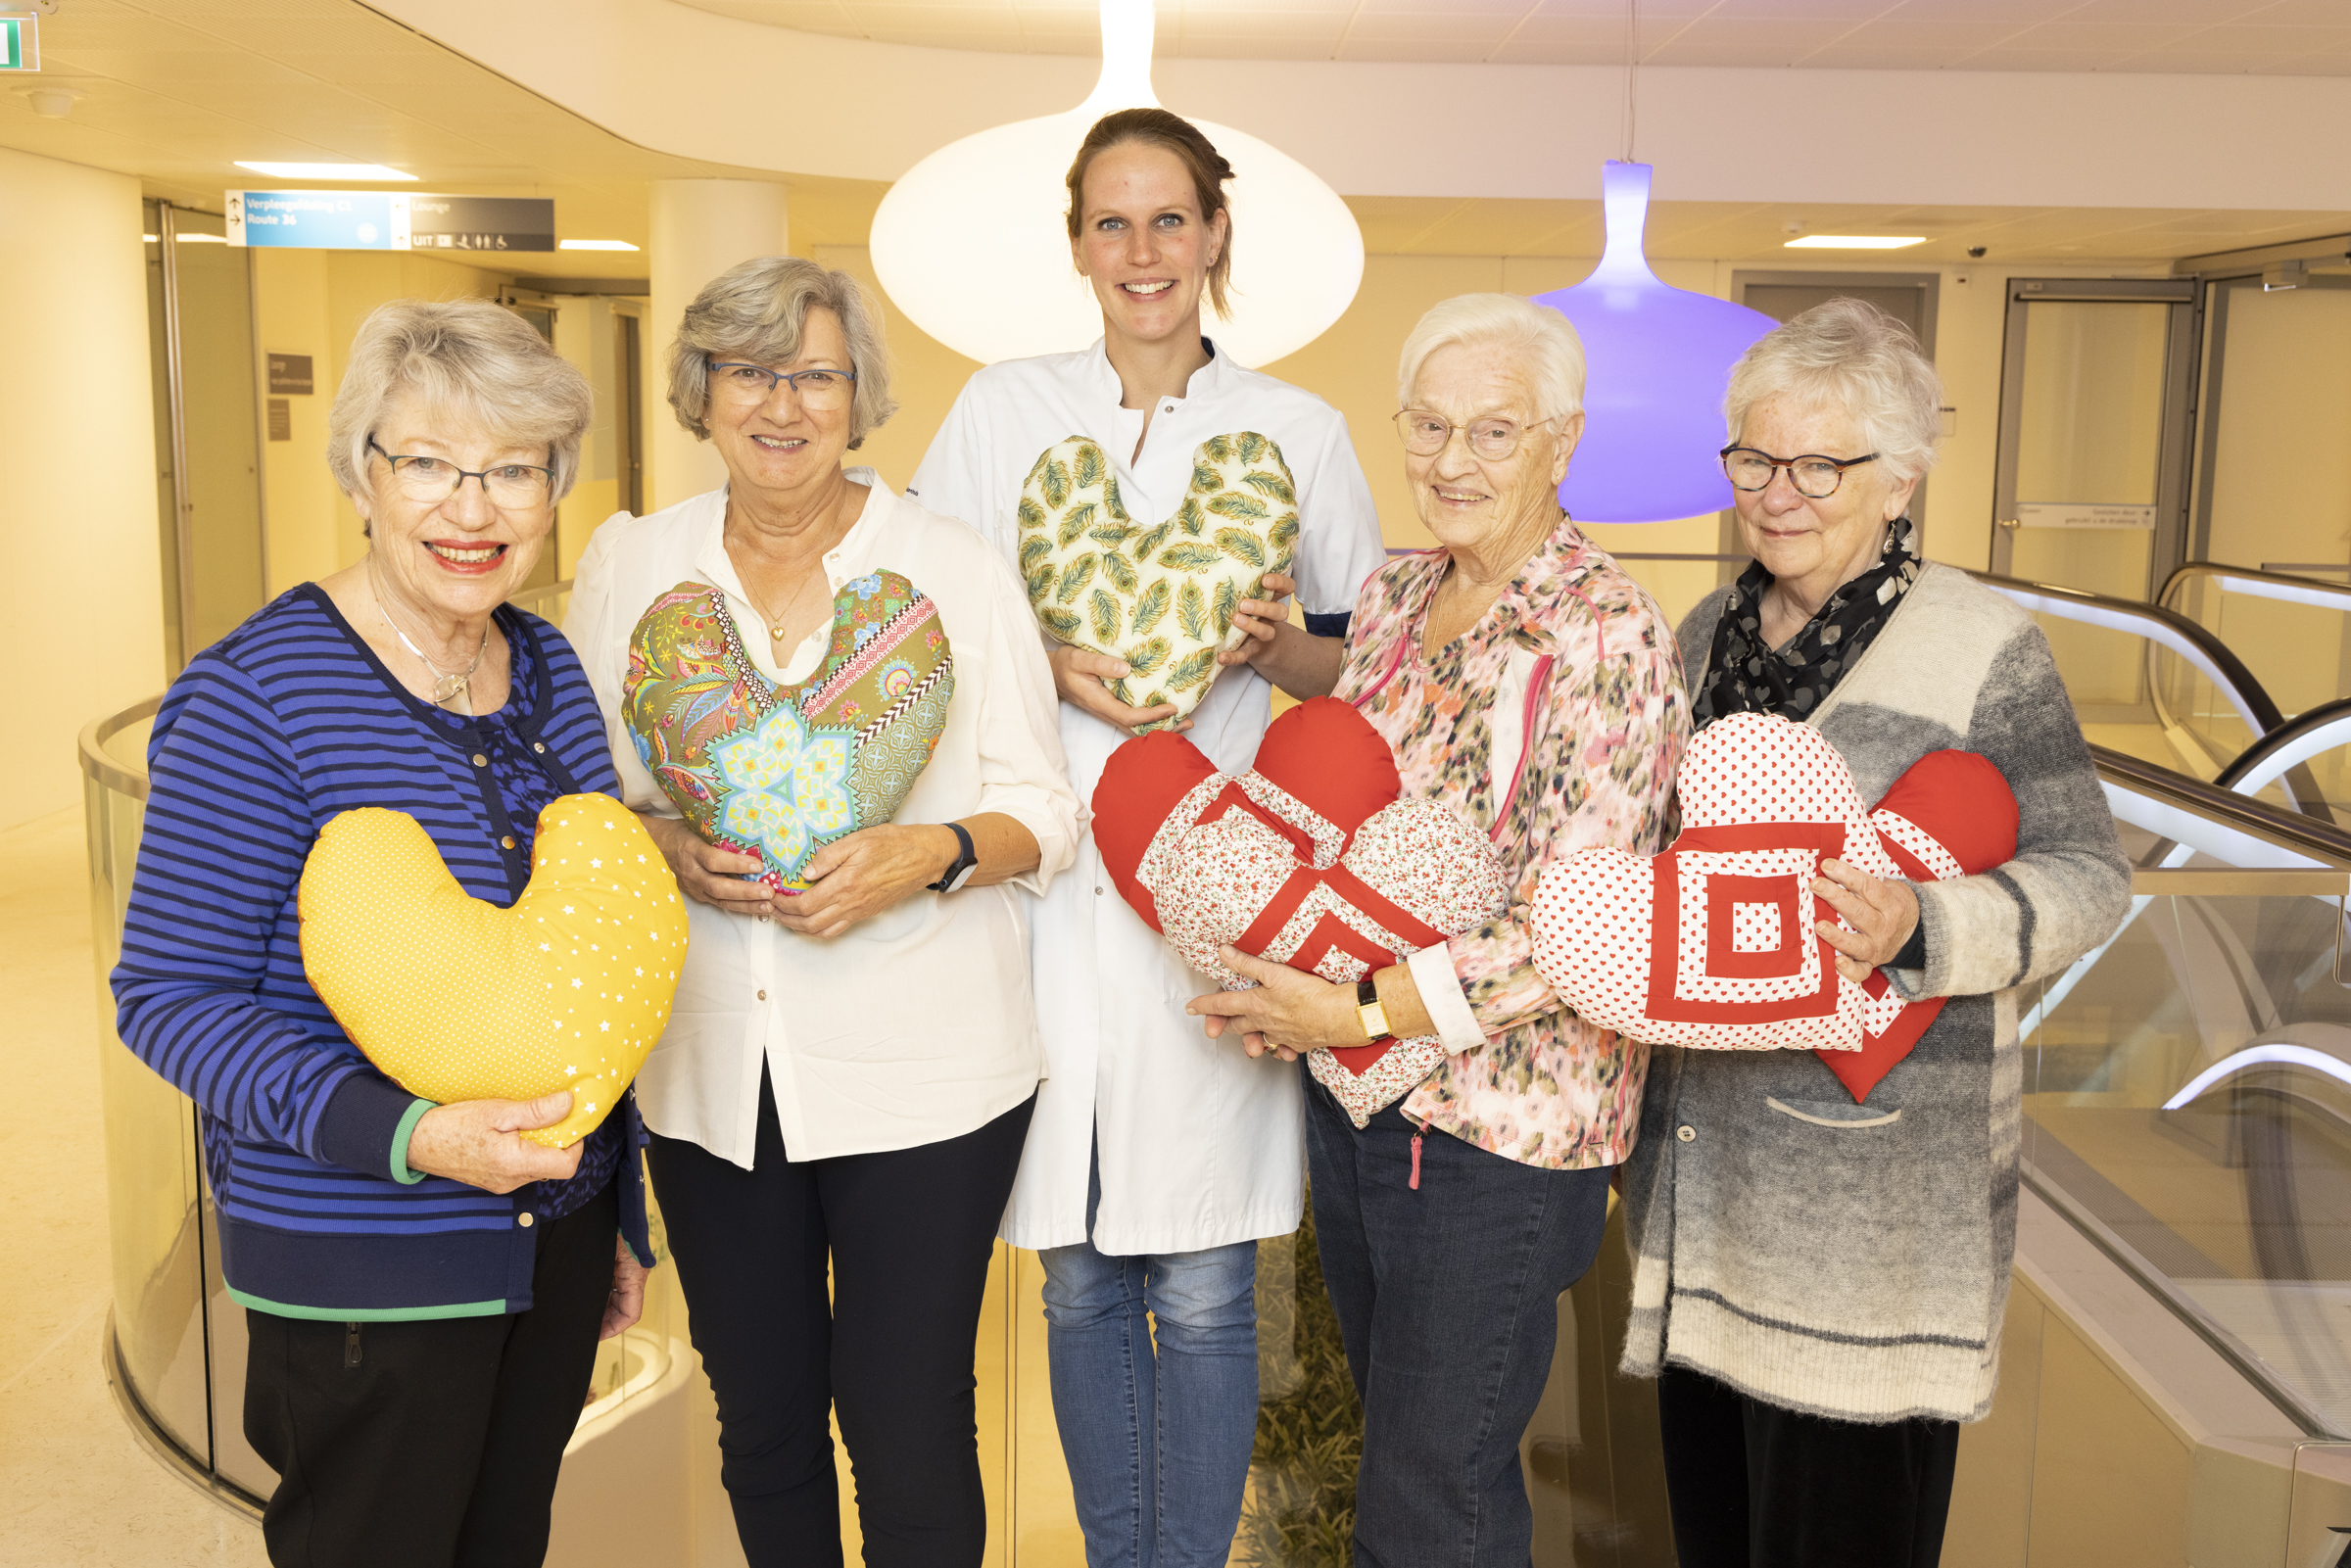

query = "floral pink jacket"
[{"left": 1336, "top": 515, "right": 1689, "bottom": 1168}]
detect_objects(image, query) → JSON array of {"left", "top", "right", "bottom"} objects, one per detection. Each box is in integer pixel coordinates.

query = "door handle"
[{"left": 1998, "top": 517, "right": 2020, "bottom": 530}]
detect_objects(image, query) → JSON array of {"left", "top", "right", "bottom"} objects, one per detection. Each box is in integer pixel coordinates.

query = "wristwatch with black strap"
[
  {"left": 1356, "top": 976, "right": 1391, "bottom": 1042},
  {"left": 928, "top": 821, "right": 980, "bottom": 893}
]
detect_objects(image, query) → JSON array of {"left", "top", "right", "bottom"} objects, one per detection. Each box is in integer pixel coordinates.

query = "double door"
[{"left": 1990, "top": 278, "right": 2198, "bottom": 602}]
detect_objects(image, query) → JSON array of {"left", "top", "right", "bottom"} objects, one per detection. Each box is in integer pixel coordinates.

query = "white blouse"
[
  {"left": 910, "top": 340, "right": 1388, "bottom": 1255},
  {"left": 565, "top": 473, "right": 1083, "bottom": 1167}
]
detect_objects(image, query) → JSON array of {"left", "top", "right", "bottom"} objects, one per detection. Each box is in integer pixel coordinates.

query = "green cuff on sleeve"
[{"left": 390, "top": 1098, "right": 434, "bottom": 1185}]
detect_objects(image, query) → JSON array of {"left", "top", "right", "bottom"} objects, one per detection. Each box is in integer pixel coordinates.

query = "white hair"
[
  {"left": 1725, "top": 298, "right": 1943, "bottom": 482},
  {"left": 1397, "top": 293, "right": 1586, "bottom": 421},
  {"left": 326, "top": 298, "right": 593, "bottom": 503},
  {"left": 666, "top": 256, "right": 898, "bottom": 451}
]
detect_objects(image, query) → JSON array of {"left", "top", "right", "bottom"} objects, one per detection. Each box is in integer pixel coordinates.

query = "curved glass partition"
[
  {"left": 2161, "top": 563, "right": 2351, "bottom": 724},
  {"left": 2023, "top": 753, "right": 2351, "bottom": 1435},
  {"left": 78, "top": 598, "right": 687, "bottom": 1517},
  {"left": 1971, "top": 571, "right": 2283, "bottom": 783}
]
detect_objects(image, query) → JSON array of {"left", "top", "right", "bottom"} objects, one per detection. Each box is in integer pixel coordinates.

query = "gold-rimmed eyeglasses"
[
  {"left": 1720, "top": 446, "right": 1879, "bottom": 499},
  {"left": 708, "top": 359, "right": 858, "bottom": 411},
  {"left": 1394, "top": 409, "right": 1560, "bottom": 461},
  {"left": 368, "top": 438, "right": 552, "bottom": 506}
]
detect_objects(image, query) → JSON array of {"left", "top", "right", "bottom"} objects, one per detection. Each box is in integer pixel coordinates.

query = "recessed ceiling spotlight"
[
  {"left": 1781, "top": 219, "right": 1805, "bottom": 236},
  {"left": 235, "top": 162, "right": 416, "bottom": 181},
  {"left": 15, "top": 85, "right": 84, "bottom": 119},
  {"left": 1784, "top": 235, "right": 1925, "bottom": 250},
  {"left": 558, "top": 239, "right": 641, "bottom": 252}
]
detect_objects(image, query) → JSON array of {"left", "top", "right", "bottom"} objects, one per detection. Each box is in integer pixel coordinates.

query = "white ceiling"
[
  {"left": 0, "top": 0, "right": 885, "bottom": 268},
  {"left": 2, "top": 0, "right": 2346, "bottom": 266},
  {"left": 674, "top": 0, "right": 2351, "bottom": 72}
]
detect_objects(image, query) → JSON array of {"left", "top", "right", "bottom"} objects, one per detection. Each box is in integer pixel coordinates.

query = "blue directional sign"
[{"left": 227, "top": 190, "right": 401, "bottom": 251}]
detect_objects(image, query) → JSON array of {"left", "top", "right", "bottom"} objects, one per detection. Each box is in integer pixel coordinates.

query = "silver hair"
[
  {"left": 1725, "top": 298, "right": 1943, "bottom": 482},
  {"left": 1397, "top": 293, "right": 1587, "bottom": 421},
  {"left": 666, "top": 257, "right": 898, "bottom": 450},
  {"left": 326, "top": 298, "right": 594, "bottom": 504}
]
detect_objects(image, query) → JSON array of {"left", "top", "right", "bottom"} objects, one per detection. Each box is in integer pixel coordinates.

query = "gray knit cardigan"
[{"left": 1618, "top": 562, "right": 2132, "bottom": 1424}]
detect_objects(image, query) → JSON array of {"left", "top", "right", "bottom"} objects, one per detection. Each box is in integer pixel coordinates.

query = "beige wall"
[
  {"left": 0, "top": 147, "right": 165, "bottom": 832},
  {"left": 253, "top": 249, "right": 514, "bottom": 597},
  {"left": 760, "top": 248, "right": 2168, "bottom": 635}
]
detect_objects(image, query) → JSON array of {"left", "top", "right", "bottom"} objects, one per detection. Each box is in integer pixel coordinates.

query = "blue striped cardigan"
[{"left": 112, "top": 586, "right": 651, "bottom": 1318}]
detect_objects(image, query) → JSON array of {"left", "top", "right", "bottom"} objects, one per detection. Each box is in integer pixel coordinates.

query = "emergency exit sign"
[{"left": 0, "top": 17, "right": 38, "bottom": 71}]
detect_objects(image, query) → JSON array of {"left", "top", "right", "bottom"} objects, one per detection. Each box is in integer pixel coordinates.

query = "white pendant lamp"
[{"left": 868, "top": 0, "right": 1365, "bottom": 369}]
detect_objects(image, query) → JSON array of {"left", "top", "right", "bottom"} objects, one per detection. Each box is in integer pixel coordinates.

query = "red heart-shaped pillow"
[
  {"left": 1529, "top": 712, "right": 2017, "bottom": 1102},
  {"left": 1094, "top": 697, "right": 1511, "bottom": 1127}
]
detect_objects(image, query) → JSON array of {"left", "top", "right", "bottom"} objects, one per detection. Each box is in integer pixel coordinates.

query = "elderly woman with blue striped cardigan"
[{"left": 112, "top": 298, "right": 647, "bottom": 1568}]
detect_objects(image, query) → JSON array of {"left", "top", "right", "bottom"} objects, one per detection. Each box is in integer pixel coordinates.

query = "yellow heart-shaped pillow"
[{"left": 298, "top": 793, "right": 690, "bottom": 1150}]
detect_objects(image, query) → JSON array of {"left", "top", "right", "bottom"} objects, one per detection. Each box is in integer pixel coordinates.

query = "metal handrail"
[
  {"left": 2159, "top": 561, "right": 2351, "bottom": 619},
  {"left": 76, "top": 694, "right": 162, "bottom": 804},
  {"left": 1968, "top": 570, "right": 2287, "bottom": 737},
  {"left": 2214, "top": 696, "right": 2351, "bottom": 818},
  {"left": 2092, "top": 744, "right": 2351, "bottom": 866}
]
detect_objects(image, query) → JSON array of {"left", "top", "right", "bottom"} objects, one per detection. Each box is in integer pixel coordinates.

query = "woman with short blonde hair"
[
  {"left": 566, "top": 254, "right": 1081, "bottom": 1564},
  {"left": 117, "top": 296, "right": 651, "bottom": 1568}
]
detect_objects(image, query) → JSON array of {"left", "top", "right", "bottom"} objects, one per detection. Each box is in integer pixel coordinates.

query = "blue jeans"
[
  {"left": 1038, "top": 1162, "right": 1262, "bottom": 1568},
  {"left": 1303, "top": 1069, "right": 1612, "bottom": 1568}
]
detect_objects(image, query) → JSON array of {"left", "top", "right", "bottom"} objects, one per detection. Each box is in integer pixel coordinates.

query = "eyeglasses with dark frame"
[
  {"left": 1720, "top": 446, "right": 1880, "bottom": 499},
  {"left": 367, "top": 438, "right": 553, "bottom": 506},
  {"left": 1394, "top": 408, "right": 1561, "bottom": 461},
  {"left": 707, "top": 360, "right": 858, "bottom": 410}
]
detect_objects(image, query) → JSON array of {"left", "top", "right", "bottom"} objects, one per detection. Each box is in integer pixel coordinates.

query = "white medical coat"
[{"left": 909, "top": 339, "right": 1386, "bottom": 1255}]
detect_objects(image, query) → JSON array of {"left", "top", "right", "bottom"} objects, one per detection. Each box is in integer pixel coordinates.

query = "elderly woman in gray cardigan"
[{"left": 1619, "top": 298, "right": 2130, "bottom": 1567}]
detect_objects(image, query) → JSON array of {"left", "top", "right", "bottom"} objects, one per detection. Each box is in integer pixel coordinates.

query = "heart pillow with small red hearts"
[
  {"left": 1528, "top": 711, "right": 2016, "bottom": 1102},
  {"left": 1094, "top": 696, "right": 1510, "bottom": 1127}
]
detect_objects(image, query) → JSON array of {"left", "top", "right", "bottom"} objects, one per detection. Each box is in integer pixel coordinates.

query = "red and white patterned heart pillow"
[
  {"left": 1094, "top": 697, "right": 1510, "bottom": 1127},
  {"left": 1529, "top": 711, "right": 2016, "bottom": 1101}
]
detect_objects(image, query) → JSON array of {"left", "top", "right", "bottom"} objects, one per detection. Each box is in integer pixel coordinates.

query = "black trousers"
[
  {"left": 647, "top": 1070, "right": 1035, "bottom": 1568},
  {"left": 1656, "top": 1363, "right": 1961, "bottom": 1568},
  {"left": 241, "top": 1175, "right": 618, "bottom": 1568}
]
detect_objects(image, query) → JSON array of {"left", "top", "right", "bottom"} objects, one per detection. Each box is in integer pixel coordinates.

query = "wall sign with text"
[
  {"left": 225, "top": 191, "right": 555, "bottom": 253},
  {"left": 2015, "top": 502, "right": 2158, "bottom": 531}
]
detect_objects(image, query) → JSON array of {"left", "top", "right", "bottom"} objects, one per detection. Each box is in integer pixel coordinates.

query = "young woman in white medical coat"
[{"left": 909, "top": 108, "right": 1384, "bottom": 1568}]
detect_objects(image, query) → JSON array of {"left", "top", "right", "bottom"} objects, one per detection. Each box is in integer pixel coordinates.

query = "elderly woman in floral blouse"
[{"left": 1192, "top": 292, "right": 1688, "bottom": 1565}]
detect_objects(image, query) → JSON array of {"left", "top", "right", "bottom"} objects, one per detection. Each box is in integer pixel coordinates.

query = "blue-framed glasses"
[{"left": 708, "top": 360, "right": 858, "bottom": 410}]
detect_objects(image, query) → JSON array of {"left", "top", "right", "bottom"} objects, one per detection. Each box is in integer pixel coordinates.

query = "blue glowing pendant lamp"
[{"left": 1533, "top": 162, "right": 1780, "bottom": 523}]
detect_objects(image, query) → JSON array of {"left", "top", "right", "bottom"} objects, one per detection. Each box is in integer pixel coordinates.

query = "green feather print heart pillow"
[{"left": 1016, "top": 432, "right": 1300, "bottom": 731}]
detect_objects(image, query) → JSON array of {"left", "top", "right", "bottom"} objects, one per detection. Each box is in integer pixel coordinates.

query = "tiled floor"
[{"left": 0, "top": 805, "right": 270, "bottom": 1566}]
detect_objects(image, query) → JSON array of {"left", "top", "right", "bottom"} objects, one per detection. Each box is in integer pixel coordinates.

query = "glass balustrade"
[{"left": 2022, "top": 758, "right": 2351, "bottom": 1437}]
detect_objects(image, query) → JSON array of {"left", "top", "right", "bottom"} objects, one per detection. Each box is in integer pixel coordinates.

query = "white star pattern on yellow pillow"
[{"left": 298, "top": 793, "right": 691, "bottom": 1149}]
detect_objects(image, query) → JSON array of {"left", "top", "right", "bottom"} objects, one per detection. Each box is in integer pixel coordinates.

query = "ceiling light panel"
[
  {"left": 1784, "top": 235, "right": 1926, "bottom": 249},
  {"left": 235, "top": 160, "right": 416, "bottom": 179}
]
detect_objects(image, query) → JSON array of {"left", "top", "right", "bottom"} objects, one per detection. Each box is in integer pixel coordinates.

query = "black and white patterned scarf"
[{"left": 1692, "top": 519, "right": 1922, "bottom": 728}]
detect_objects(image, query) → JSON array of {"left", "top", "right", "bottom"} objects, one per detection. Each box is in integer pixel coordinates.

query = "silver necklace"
[{"left": 371, "top": 565, "right": 490, "bottom": 710}]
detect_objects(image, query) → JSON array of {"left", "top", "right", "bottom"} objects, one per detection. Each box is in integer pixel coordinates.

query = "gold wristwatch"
[{"left": 1356, "top": 976, "right": 1390, "bottom": 1042}]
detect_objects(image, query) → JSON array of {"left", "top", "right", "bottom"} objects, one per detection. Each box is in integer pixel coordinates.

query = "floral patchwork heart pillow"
[
  {"left": 1092, "top": 697, "right": 1510, "bottom": 1127},
  {"left": 1017, "top": 432, "right": 1299, "bottom": 731},
  {"left": 622, "top": 571, "right": 955, "bottom": 893},
  {"left": 300, "top": 793, "right": 689, "bottom": 1149},
  {"left": 1527, "top": 711, "right": 2016, "bottom": 1101}
]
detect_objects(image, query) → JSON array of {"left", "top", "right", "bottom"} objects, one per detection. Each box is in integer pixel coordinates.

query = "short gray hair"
[
  {"left": 1725, "top": 298, "right": 1943, "bottom": 483},
  {"left": 1397, "top": 293, "right": 1586, "bottom": 421},
  {"left": 326, "top": 298, "right": 593, "bottom": 502},
  {"left": 666, "top": 257, "right": 897, "bottom": 450}
]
